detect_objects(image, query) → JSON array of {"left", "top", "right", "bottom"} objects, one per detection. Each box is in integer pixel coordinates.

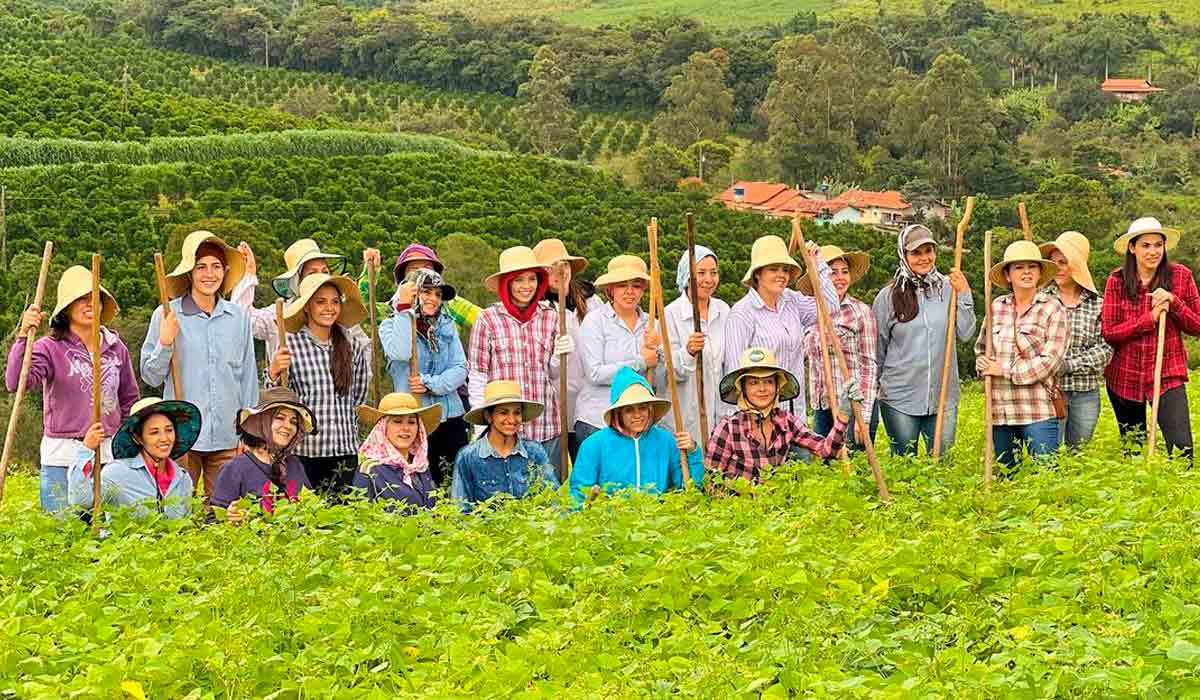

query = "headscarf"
[
  {"left": 358, "top": 416, "right": 430, "bottom": 486},
  {"left": 676, "top": 245, "right": 717, "bottom": 299},
  {"left": 239, "top": 406, "right": 309, "bottom": 485},
  {"left": 893, "top": 224, "right": 943, "bottom": 300},
  {"left": 498, "top": 268, "right": 550, "bottom": 323},
  {"left": 403, "top": 268, "right": 448, "bottom": 354}
]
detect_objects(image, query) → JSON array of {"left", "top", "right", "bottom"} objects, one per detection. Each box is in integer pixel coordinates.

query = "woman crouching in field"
[{"left": 353, "top": 392, "right": 442, "bottom": 511}]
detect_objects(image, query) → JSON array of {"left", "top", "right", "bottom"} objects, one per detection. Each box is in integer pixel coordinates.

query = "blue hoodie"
[{"left": 570, "top": 367, "right": 703, "bottom": 504}]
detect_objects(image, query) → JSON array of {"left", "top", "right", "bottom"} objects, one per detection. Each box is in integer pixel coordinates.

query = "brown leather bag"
[{"left": 1048, "top": 384, "right": 1067, "bottom": 419}]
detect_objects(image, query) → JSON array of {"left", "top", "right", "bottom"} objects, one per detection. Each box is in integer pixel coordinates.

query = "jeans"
[
  {"left": 39, "top": 464, "right": 69, "bottom": 513},
  {"left": 428, "top": 417, "right": 470, "bottom": 487},
  {"left": 298, "top": 454, "right": 358, "bottom": 497},
  {"left": 993, "top": 418, "right": 1059, "bottom": 471},
  {"left": 813, "top": 401, "right": 880, "bottom": 453},
  {"left": 574, "top": 421, "right": 602, "bottom": 448},
  {"left": 541, "top": 435, "right": 564, "bottom": 481},
  {"left": 1059, "top": 389, "right": 1101, "bottom": 449},
  {"left": 1107, "top": 385, "right": 1193, "bottom": 463},
  {"left": 879, "top": 402, "right": 957, "bottom": 457}
]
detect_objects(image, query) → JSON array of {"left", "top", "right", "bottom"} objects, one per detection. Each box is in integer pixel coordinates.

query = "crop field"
[{"left": 4, "top": 382, "right": 1200, "bottom": 696}]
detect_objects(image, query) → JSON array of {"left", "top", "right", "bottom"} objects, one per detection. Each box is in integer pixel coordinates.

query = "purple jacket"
[
  {"left": 5, "top": 328, "right": 139, "bottom": 439},
  {"left": 210, "top": 452, "right": 311, "bottom": 512}
]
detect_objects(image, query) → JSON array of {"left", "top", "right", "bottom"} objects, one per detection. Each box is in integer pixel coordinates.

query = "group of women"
[{"left": 8, "top": 214, "right": 1199, "bottom": 520}]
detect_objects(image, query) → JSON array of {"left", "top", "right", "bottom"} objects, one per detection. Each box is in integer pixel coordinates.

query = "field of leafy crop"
[{"left": 4, "top": 382, "right": 1200, "bottom": 697}]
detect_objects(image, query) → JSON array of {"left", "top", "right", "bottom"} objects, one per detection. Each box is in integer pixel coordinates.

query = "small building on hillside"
[
  {"left": 1101, "top": 78, "right": 1165, "bottom": 103},
  {"left": 717, "top": 181, "right": 793, "bottom": 214},
  {"left": 716, "top": 181, "right": 918, "bottom": 229},
  {"left": 833, "top": 189, "right": 912, "bottom": 228}
]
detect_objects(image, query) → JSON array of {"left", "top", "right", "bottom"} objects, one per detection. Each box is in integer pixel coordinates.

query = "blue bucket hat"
[{"left": 112, "top": 398, "right": 202, "bottom": 460}]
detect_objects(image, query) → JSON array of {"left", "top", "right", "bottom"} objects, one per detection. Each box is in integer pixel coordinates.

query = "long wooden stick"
[
  {"left": 1018, "top": 202, "right": 1033, "bottom": 242},
  {"left": 648, "top": 219, "right": 691, "bottom": 486},
  {"left": 274, "top": 298, "right": 289, "bottom": 389},
  {"left": 1148, "top": 313, "right": 1168, "bottom": 457},
  {"left": 685, "top": 213, "right": 709, "bottom": 454},
  {"left": 644, "top": 218, "right": 659, "bottom": 383},
  {"left": 366, "top": 259, "right": 382, "bottom": 404},
  {"left": 90, "top": 254, "right": 103, "bottom": 529},
  {"left": 409, "top": 311, "right": 419, "bottom": 383},
  {"left": 983, "top": 229, "right": 995, "bottom": 487},
  {"left": 932, "top": 196, "right": 976, "bottom": 458},
  {"left": 557, "top": 261, "right": 572, "bottom": 481},
  {"left": 153, "top": 253, "right": 183, "bottom": 400},
  {"left": 0, "top": 240, "right": 53, "bottom": 506}
]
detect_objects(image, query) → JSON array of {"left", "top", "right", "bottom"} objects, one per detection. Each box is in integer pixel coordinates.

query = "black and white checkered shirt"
[{"left": 1047, "top": 285, "right": 1112, "bottom": 393}]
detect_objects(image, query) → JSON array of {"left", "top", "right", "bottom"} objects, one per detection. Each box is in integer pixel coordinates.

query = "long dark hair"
[
  {"left": 329, "top": 323, "right": 352, "bottom": 396},
  {"left": 890, "top": 284, "right": 919, "bottom": 324},
  {"left": 49, "top": 310, "right": 71, "bottom": 341},
  {"left": 1121, "top": 246, "right": 1172, "bottom": 301}
]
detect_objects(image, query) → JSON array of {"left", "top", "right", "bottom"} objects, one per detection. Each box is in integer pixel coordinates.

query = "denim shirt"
[
  {"left": 378, "top": 311, "right": 466, "bottom": 420},
  {"left": 141, "top": 294, "right": 260, "bottom": 451},
  {"left": 67, "top": 445, "right": 193, "bottom": 519},
  {"left": 449, "top": 436, "right": 557, "bottom": 506}
]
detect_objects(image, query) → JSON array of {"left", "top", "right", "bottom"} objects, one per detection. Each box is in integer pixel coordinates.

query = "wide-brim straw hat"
[
  {"left": 237, "top": 386, "right": 317, "bottom": 435},
  {"left": 719, "top": 347, "right": 801, "bottom": 405},
  {"left": 165, "top": 230, "right": 246, "bottom": 299},
  {"left": 357, "top": 392, "right": 442, "bottom": 436},
  {"left": 989, "top": 240, "right": 1057, "bottom": 290},
  {"left": 603, "top": 380, "right": 670, "bottom": 427},
  {"left": 272, "top": 238, "right": 346, "bottom": 297},
  {"left": 51, "top": 265, "right": 118, "bottom": 323},
  {"left": 594, "top": 255, "right": 651, "bottom": 290},
  {"left": 796, "top": 245, "right": 870, "bottom": 295},
  {"left": 1039, "top": 231, "right": 1097, "bottom": 295},
  {"left": 112, "top": 397, "right": 202, "bottom": 460},
  {"left": 282, "top": 273, "right": 368, "bottom": 333},
  {"left": 463, "top": 380, "right": 544, "bottom": 426},
  {"left": 484, "top": 246, "right": 549, "bottom": 295},
  {"left": 532, "top": 238, "right": 588, "bottom": 275},
  {"left": 742, "top": 235, "right": 801, "bottom": 288},
  {"left": 1113, "top": 216, "right": 1181, "bottom": 255}
]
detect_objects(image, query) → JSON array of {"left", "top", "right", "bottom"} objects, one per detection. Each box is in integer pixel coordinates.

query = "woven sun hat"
[
  {"left": 741, "top": 235, "right": 801, "bottom": 288},
  {"left": 719, "top": 347, "right": 801, "bottom": 406},
  {"left": 796, "top": 244, "right": 870, "bottom": 295},
  {"left": 272, "top": 239, "right": 346, "bottom": 297},
  {"left": 393, "top": 242, "right": 444, "bottom": 282},
  {"left": 594, "top": 255, "right": 651, "bottom": 289},
  {"left": 112, "top": 397, "right": 202, "bottom": 460},
  {"left": 164, "top": 230, "right": 246, "bottom": 299},
  {"left": 603, "top": 371, "right": 670, "bottom": 427},
  {"left": 237, "top": 386, "right": 317, "bottom": 436},
  {"left": 533, "top": 238, "right": 588, "bottom": 275},
  {"left": 1112, "top": 217, "right": 1181, "bottom": 255},
  {"left": 357, "top": 392, "right": 443, "bottom": 436},
  {"left": 463, "top": 380, "right": 545, "bottom": 426},
  {"left": 484, "top": 246, "right": 549, "bottom": 294},
  {"left": 1039, "top": 231, "right": 1097, "bottom": 295},
  {"left": 989, "top": 240, "right": 1057, "bottom": 290},
  {"left": 282, "top": 273, "right": 367, "bottom": 333},
  {"left": 50, "top": 265, "right": 118, "bottom": 324}
]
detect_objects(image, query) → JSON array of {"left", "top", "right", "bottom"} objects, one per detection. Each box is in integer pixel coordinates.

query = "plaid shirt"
[
  {"left": 266, "top": 326, "right": 370, "bottom": 457},
  {"left": 1101, "top": 264, "right": 1200, "bottom": 402},
  {"left": 707, "top": 408, "right": 847, "bottom": 482},
  {"left": 975, "top": 291, "right": 1069, "bottom": 426},
  {"left": 468, "top": 303, "right": 560, "bottom": 442},
  {"left": 1044, "top": 285, "right": 1112, "bottom": 393},
  {"left": 802, "top": 295, "right": 878, "bottom": 412}
]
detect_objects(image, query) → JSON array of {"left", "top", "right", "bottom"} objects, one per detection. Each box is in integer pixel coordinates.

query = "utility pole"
[
  {"left": 121, "top": 63, "right": 129, "bottom": 113},
  {"left": 264, "top": 25, "right": 270, "bottom": 68}
]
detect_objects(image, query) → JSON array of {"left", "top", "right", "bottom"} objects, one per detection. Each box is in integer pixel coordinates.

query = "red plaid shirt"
[
  {"left": 468, "top": 303, "right": 560, "bottom": 441},
  {"left": 707, "top": 408, "right": 847, "bottom": 482},
  {"left": 1101, "top": 263, "right": 1200, "bottom": 402},
  {"left": 802, "top": 295, "right": 878, "bottom": 412},
  {"left": 975, "top": 291, "right": 1069, "bottom": 425}
]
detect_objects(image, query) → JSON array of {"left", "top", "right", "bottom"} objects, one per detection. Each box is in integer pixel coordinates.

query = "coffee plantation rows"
[{"left": 3, "top": 383, "right": 1200, "bottom": 697}]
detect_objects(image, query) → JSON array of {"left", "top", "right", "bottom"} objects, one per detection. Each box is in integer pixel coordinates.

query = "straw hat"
[
  {"left": 796, "top": 245, "right": 870, "bottom": 295},
  {"left": 463, "top": 380, "right": 544, "bottom": 426},
  {"left": 282, "top": 273, "right": 367, "bottom": 332},
  {"left": 719, "top": 347, "right": 800, "bottom": 405},
  {"left": 484, "top": 246, "right": 549, "bottom": 294},
  {"left": 237, "top": 386, "right": 317, "bottom": 435},
  {"left": 742, "top": 235, "right": 801, "bottom": 288},
  {"left": 603, "top": 376, "right": 670, "bottom": 427},
  {"left": 989, "top": 240, "right": 1057, "bottom": 290},
  {"left": 594, "top": 255, "right": 651, "bottom": 289},
  {"left": 272, "top": 239, "right": 346, "bottom": 297},
  {"left": 357, "top": 392, "right": 442, "bottom": 436},
  {"left": 50, "top": 265, "right": 118, "bottom": 323},
  {"left": 112, "top": 397, "right": 202, "bottom": 460},
  {"left": 1039, "top": 231, "right": 1097, "bottom": 295},
  {"left": 1112, "top": 217, "right": 1181, "bottom": 255},
  {"left": 532, "top": 238, "right": 588, "bottom": 275},
  {"left": 164, "top": 230, "right": 246, "bottom": 299}
]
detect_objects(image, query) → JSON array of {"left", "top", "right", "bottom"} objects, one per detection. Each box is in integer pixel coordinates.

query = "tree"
[
  {"left": 632, "top": 142, "right": 688, "bottom": 191},
  {"left": 515, "top": 45, "right": 575, "bottom": 157},
  {"left": 651, "top": 49, "right": 734, "bottom": 149},
  {"left": 1021, "top": 174, "right": 1120, "bottom": 241},
  {"left": 685, "top": 140, "right": 732, "bottom": 182}
]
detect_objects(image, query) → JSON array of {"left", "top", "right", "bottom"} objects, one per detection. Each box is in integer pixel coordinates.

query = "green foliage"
[
  {"left": 632, "top": 142, "right": 689, "bottom": 191},
  {"left": 515, "top": 46, "right": 575, "bottom": 157},
  {"left": 651, "top": 49, "right": 734, "bottom": 149}
]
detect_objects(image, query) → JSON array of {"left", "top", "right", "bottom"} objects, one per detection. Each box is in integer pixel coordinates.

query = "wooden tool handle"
[
  {"left": 274, "top": 298, "right": 289, "bottom": 389},
  {"left": 1148, "top": 312, "right": 1168, "bottom": 457},
  {"left": 153, "top": 253, "right": 183, "bottom": 400},
  {"left": 90, "top": 254, "right": 103, "bottom": 529}
]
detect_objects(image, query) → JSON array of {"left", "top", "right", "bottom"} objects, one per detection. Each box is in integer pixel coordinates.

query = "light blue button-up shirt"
[
  {"left": 577, "top": 303, "right": 663, "bottom": 429},
  {"left": 141, "top": 294, "right": 259, "bottom": 452}
]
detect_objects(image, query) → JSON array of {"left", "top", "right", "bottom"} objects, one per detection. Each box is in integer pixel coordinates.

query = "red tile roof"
[
  {"left": 1101, "top": 79, "right": 1164, "bottom": 94},
  {"left": 716, "top": 181, "right": 910, "bottom": 219},
  {"left": 717, "top": 181, "right": 791, "bottom": 207},
  {"left": 834, "top": 189, "right": 910, "bottom": 211}
]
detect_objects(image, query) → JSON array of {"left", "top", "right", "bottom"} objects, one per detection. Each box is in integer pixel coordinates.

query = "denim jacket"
[
  {"left": 67, "top": 445, "right": 193, "bottom": 519},
  {"left": 449, "top": 436, "right": 557, "bottom": 507}
]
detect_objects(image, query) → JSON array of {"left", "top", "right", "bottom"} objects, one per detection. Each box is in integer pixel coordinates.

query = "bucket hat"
[
  {"left": 742, "top": 235, "right": 801, "bottom": 288},
  {"left": 357, "top": 392, "right": 442, "bottom": 436},
  {"left": 719, "top": 347, "right": 801, "bottom": 405},
  {"left": 164, "top": 230, "right": 246, "bottom": 299},
  {"left": 603, "top": 376, "right": 670, "bottom": 427},
  {"left": 112, "top": 397, "right": 202, "bottom": 460},
  {"left": 484, "top": 246, "right": 549, "bottom": 295},
  {"left": 272, "top": 239, "right": 346, "bottom": 297},
  {"left": 1039, "top": 231, "right": 1097, "bottom": 295},
  {"left": 532, "top": 238, "right": 588, "bottom": 275},
  {"left": 51, "top": 265, "right": 118, "bottom": 324},
  {"left": 594, "top": 255, "right": 651, "bottom": 290},
  {"left": 989, "top": 240, "right": 1057, "bottom": 290},
  {"left": 237, "top": 386, "right": 317, "bottom": 436},
  {"left": 463, "top": 380, "right": 544, "bottom": 426},
  {"left": 393, "top": 243, "right": 444, "bottom": 282},
  {"left": 1112, "top": 217, "right": 1181, "bottom": 255},
  {"left": 282, "top": 273, "right": 368, "bottom": 332},
  {"left": 796, "top": 245, "right": 870, "bottom": 295}
]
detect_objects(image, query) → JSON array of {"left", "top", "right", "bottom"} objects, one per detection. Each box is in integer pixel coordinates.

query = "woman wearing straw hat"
[
  {"left": 533, "top": 238, "right": 595, "bottom": 462},
  {"left": 450, "top": 380, "right": 557, "bottom": 507},
  {"left": 576, "top": 255, "right": 662, "bottom": 446},
  {"left": 6, "top": 266, "right": 139, "bottom": 512},
  {"left": 353, "top": 393, "right": 442, "bottom": 511},
  {"left": 267, "top": 273, "right": 370, "bottom": 496},
  {"left": 211, "top": 387, "right": 317, "bottom": 523},
  {"left": 1101, "top": 217, "right": 1200, "bottom": 462},
  {"left": 142, "top": 230, "right": 258, "bottom": 502},
  {"left": 1040, "top": 232, "right": 1112, "bottom": 448},
  {"left": 662, "top": 244, "right": 730, "bottom": 446},
  {"left": 569, "top": 366, "right": 701, "bottom": 505},
  {"left": 708, "top": 347, "right": 856, "bottom": 483},
  {"left": 725, "top": 235, "right": 836, "bottom": 426},
  {"left": 975, "top": 241, "right": 1070, "bottom": 471},
  {"left": 799, "top": 245, "right": 879, "bottom": 450},
  {"left": 872, "top": 224, "right": 975, "bottom": 457},
  {"left": 469, "top": 246, "right": 573, "bottom": 472},
  {"left": 67, "top": 397, "right": 200, "bottom": 519},
  {"left": 379, "top": 267, "right": 467, "bottom": 486}
]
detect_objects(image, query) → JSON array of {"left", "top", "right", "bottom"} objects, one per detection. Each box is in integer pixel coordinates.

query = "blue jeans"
[
  {"left": 1059, "top": 389, "right": 1101, "bottom": 449},
  {"left": 574, "top": 421, "right": 602, "bottom": 449},
  {"left": 813, "top": 401, "right": 880, "bottom": 453},
  {"left": 40, "top": 464, "right": 70, "bottom": 513},
  {"left": 879, "top": 402, "right": 957, "bottom": 457},
  {"left": 541, "top": 435, "right": 563, "bottom": 477},
  {"left": 993, "top": 419, "right": 1059, "bottom": 470}
]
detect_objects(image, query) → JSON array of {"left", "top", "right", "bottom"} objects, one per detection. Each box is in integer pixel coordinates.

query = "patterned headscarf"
[
  {"left": 893, "top": 224, "right": 943, "bottom": 299},
  {"left": 404, "top": 268, "right": 448, "bottom": 354},
  {"left": 358, "top": 416, "right": 430, "bottom": 486}
]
